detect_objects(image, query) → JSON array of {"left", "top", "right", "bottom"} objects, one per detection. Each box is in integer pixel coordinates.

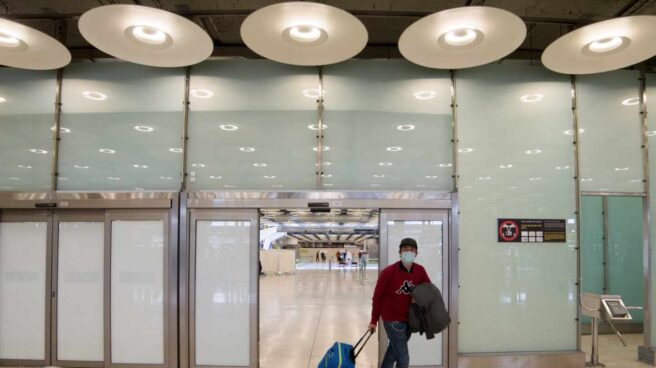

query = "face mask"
[{"left": 401, "top": 251, "right": 416, "bottom": 265}]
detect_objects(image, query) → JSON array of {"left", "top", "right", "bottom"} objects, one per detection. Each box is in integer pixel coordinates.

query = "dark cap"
[{"left": 399, "top": 238, "right": 418, "bottom": 250}]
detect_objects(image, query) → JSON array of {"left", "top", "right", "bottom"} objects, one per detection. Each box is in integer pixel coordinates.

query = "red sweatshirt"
[{"left": 370, "top": 261, "right": 431, "bottom": 325}]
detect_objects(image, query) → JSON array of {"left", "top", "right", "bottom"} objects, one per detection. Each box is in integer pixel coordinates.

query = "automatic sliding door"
[
  {"left": 0, "top": 212, "right": 51, "bottom": 366},
  {"left": 189, "top": 210, "right": 258, "bottom": 368},
  {"left": 379, "top": 210, "right": 449, "bottom": 368}
]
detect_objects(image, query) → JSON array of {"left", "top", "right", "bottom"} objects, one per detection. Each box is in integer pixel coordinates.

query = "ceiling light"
[
  {"left": 478, "top": 176, "right": 491, "bottom": 180},
  {"left": 129, "top": 25, "right": 168, "bottom": 45},
  {"left": 323, "top": 183, "right": 333, "bottom": 187},
  {"left": 17, "top": 164, "right": 32, "bottom": 169},
  {"left": 160, "top": 176, "right": 172, "bottom": 180},
  {"left": 0, "top": 96, "right": 6, "bottom": 103},
  {"left": 210, "top": 176, "right": 222, "bottom": 180},
  {"left": 108, "top": 176, "right": 120, "bottom": 180},
  {"left": 0, "top": 30, "right": 20, "bottom": 48},
  {"left": 169, "top": 148, "right": 183, "bottom": 153},
  {"left": 581, "top": 178, "right": 594, "bottom": 182},
  {"left": 82, "top": 91, "right": 108, "bottom": 101},
  {"left": 630, "top": 179, "right": 643, "bottom": 183},
  {"left": 439, "top": 163, "right": 453, "bottom": 168},
  {"left": 29, "top": 149, "right": 48, "bottom": 154},
  {"left": 58, "top": 177, "right": 68, "bottom": 181},
  {"left": 499, "top": 164, "right": 513, "bottom": 169},
  {"left": 458, "top": 148, "right": 474, "bottom": 153},
  {"left": 253, "top": 163, "right": 267, "bottom": 167},
  {"left": 622, "top": 97, "right": 640, "bottom": 106},
  {"left": 529, "top": 177, "right": 542, "bottom": 181},
  {"left": 386, "top": 147, "right": 402, "bottom": 152},
  {"left": 219, "top": 124, "right": 239, "bottom": 131},
  {"left": 413, "top": 91, "right": 436, "bottom": 100},
  {"left": 74, "top": 165, "right": 89, "bottom": 169},
  {"left": 283, "top": 24, "right": 326, "bottom": 45},
  {"left": 0, "top": 19, "right": 71, "bottom": 69},
  {"left": 373, "top": 174, "right": 386, "bottom": 178},
  {"left": 51, "top": 126, "right": 71, "bottom": 133},
  {"left": 426, "top": 175, "right": 438, "bottom": 179},
  {"left": 8, "top": 177, "right": 19, "bottom": 180},
  {"left": 240, "top": 147, "right": 255, "bottom": 152},
  {"left": 646, "top": 131, "right": 656, "bottom": 137},
  {"left": 526, "top": 149, "right": 542, "bottom": 155},
  {"left": 397, "top": 124, "right": 415, "bottom": 131},
  {"left": 313, "top": 146, "right": 330, "bottom": 151},
  {"left": 586, "top": 36, "right": 625, "bottom": 54},
  {"left": 614, "top": 167, "right": 629, "bottom": 171},
  {"left": 520, "top": 93, "right": 544, "bottom": 103},
  {"left": 564, "top": 129, "right": 585, "bottom": 135},
  {"left": 308, "top": 123, "right": 327, "bottom": 130},
  {"left": 378, "top": 162, "right": 393, "bottom": 166},
  {"left": 264, "top": 175, "right": 277, "bottom": 179},
  {"left": 315, "top": 162, "right": 332, "bottom": 166},
  {"left": 443, "top": 28, "right": 478, "bottom": 47},
  {"left": 190, "top": 89, "right": 214, "bottom": 99},
  {"left": 132, "top": 164, "right": 148, "bottom": 168},
  {"left": 134, "top": 125, "right": 154, "bottom": 132},
  {"left": 99, "top": 148, "right": 115, "bottom": 154},
  {"left": 556, "top": 166, "right": 570, "bottom": 170},
  {"left": 192, "top": 163, "right": 205, "bottom": 168},
  {"left": 224, "top": 185, "right": 235, "bottom": 188},
  {"left": 302, "top": 88, "right": 322, "bottom": 99},
  {"left": 322, "top": 174, "right": 333, "bottom": 178},
  {"left": 416, "top": 184, "right": 426, "bottom": 187}
]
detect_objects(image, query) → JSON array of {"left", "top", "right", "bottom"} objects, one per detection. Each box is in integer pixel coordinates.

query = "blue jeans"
[{"left": 381, "top": 321, "right": 411, "bottom": 368}]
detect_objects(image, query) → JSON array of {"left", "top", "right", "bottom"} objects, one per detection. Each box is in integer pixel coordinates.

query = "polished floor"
[
  {"left": 581, "top": 333, "right": 651, "bottom": 368},
  {"left": 260, "top": 267, "right": 379, "bottom": 368}
]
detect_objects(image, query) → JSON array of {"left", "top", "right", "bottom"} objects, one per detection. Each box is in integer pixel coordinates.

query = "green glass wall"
[
  {"left": 646, "top": 74, "right": 656, "bottom": 345},
  {"left": 581, "top": 196, "right": 604, "bottom": 297}
]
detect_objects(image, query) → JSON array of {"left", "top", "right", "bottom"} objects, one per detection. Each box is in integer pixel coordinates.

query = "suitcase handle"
[{"left": 351, "top": 330, "right": 374, "bottom": 361}]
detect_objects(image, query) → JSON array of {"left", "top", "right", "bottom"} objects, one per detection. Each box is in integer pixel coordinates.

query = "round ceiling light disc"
[
  {"left": 78, "top": 4, "right": 213, "bottom": 67},
  {"left": 542, "top": 16, "right": 656, "bottom": 75},
  {"left": 240, "top": 2, "right": 368, "bottom": 66},
  {"left": 399, "top": 6, "right": 526, "bottom": 69},
  {"left": 0, "top": 18, "right": 71, "bottom": 70}
]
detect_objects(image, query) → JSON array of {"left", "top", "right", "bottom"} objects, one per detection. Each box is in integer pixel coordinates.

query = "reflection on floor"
[
  {"left": 260, "top": 267, "right": 379, "bottom": 368},
  {"left": 581, "top": 334, "right": 650, "bottom": 368}
]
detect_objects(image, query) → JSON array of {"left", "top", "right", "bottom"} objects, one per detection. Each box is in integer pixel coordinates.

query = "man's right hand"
[{"left": 368, "top": 323, "right": 377, "bottom": 334}]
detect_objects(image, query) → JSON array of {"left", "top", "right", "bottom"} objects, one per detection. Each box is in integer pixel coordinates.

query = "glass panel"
[
  {"left": 322, "top": 60, "right": 453, "bottom": 190},
  {"left": 59, "top": 62, "right": 184, "bottom": 191},
  {"left": 111, "top": 220, "right": 164, "bottom": 364},
  {"left": 607, "top": 196, "right": 643, "bottom": 322},
  {"left": 386, "top": 218, "right": 443, "bottom": 365},
  {"left": 0, "top": 69, "right": 56, "bottom": 191},
  {"left": 457, "top": 62, "right": 577, "bottom": 352},
  {"left": 187, "top": 60, "right": 317, "bottom": 190},
  {"left": 195, "top": 220, "right": 251, "bottom": 366},
  {"left": 647, "top": 74, "right": 656, "bottom": 346},
  {"left": 577, "top": 70, "right": 643, "bottom": 192},
  {"left": 57, "top": 222, "right": 104, "bottom": 361},
  {"left": 0, "top": 222, "right": 47, "bottom": 359},
  {"left": 580, "top": 196, "right": 604, "bottom": 324}
]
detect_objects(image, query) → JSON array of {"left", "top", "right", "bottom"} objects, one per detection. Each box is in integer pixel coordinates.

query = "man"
[{"left": 368, "top": 238, "right": 431, "bottom": 368}]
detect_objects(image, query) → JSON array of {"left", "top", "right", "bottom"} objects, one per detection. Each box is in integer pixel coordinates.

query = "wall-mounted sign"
[{"left": 498, "top": 219, "right": 566, "bottom": 243}]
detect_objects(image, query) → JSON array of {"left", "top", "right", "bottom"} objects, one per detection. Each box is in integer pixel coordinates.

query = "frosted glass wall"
[
  {"left": 0, "top": 69, "right": 56, "bottom": 191},
  {"left": 646, "top": 74, "right": 656, "bottom": 345},
  {"left": 457, "top": 62, "right": 578, "bottom": 353}
]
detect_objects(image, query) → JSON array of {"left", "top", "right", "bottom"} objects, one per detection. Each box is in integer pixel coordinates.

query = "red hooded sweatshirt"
[{"left": 370, "top": 261, "right": 431, "bottom": 325}]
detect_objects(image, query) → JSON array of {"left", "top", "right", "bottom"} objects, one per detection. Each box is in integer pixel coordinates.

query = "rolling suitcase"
[{"left": 317, "top": 330, "right": 373, "bottom": 368}]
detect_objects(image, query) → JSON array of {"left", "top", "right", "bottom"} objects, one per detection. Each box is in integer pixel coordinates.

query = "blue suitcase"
[{"left": 317, "top": 331, "right": 372, "bottom": 368}]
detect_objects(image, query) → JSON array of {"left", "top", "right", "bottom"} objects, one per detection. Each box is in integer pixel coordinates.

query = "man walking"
[{"left": 368, "top": 238, "right": 431, "bottom": 368}]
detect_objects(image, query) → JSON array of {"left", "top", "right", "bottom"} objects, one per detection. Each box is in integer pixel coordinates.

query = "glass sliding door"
[
  {"left": 189, "top": 209, "right": 258, "bottom": 368},
  {"left": 379, "top": 210, "right": 449, "bottom": 367}
]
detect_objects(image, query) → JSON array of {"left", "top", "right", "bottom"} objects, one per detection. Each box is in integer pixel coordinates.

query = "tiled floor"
[
  {"left": 581, "top": 333, "right": 652, "bottom": 368},
  {"left": 260, "top": 267, "right": 379, "bottom": 368}
]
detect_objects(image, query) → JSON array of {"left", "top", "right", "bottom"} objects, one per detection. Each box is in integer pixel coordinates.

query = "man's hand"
[{"left": 368, "top": 323, "right": 377, "bottom": 334}]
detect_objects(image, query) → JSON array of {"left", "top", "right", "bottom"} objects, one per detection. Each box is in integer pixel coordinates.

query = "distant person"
[
  {"left": 368, "top": 238, "right": 431, "bottom": 368},
  {"left": 316, "top": 250, "right": 320, "bottom": 262},
  {"left": 321, "top": 250, "right": 326, "bottom": 262},
  {"left": 346, "top": 251, "right": 352, "bottom": 266},
  {"left": 359, "top": 251, "right": 368, "bottom": 270}
]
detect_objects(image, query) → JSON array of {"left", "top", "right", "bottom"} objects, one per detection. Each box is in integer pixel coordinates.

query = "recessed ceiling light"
[
  {"left": 520, "top": 93, "right": 544, "bottom": 103},
  {"left": 190, "top": 89, "right": 214, "bottom": 99},
  {"left": 458, "top": 148, "right": 474, "bottom": 153},
  {"left": 132, "top": 164, "right": 148, "bottom": 168},
  {"left": 386, "top": 146, "right": 402, "bottom": 152},
  {"left": 322, "top": 174, "right": 333, "bottom": 178},
  {"left": 82, "top": 91, "right": 108, "bottom": 101},
  {"left": 134, "top": 125, "right": 154, "bottom": 132},
  {"left": 219, "top": 124, "right": 239, "bottom": 131},
  {"left": 397, "top": 124, "right": 415, "bottom": 131},
  {"left": 99, "top": 148, "right": 115, "bottom": 154},
  {"left": 439, "top": 163, "right": 453, "bottom": 167},
  {"left": 17, "top": 164, "right": 32, "bottom": 169},
  {"left": 526, "top": 149, "right": 542, "bottom": 155},
  {"left": 0, "top": 30, "right": 20, "bottom": 48},
  {"left": 529, "top": 177, "right": 542, "bottom": 181},
  {"left": 378, "top": 162, "right": 393, "bottom": 166},
  {"left": 622, "top": 97, "right": 640, "bottom": 106},
  {"left": 0, "top": 18, "right": 70, "bottom": 69},
  {"left": 192, "top": 163, "right": 205, "bottom": 168},
  {"left": 129, "top": 25, "right": 168, "bottom": 45},
  {"left": 169, "top": 148, "right": 183, "bottom": 153},
  {"left": 499, "top": 164, "right": 513, "bottom": 169},
  {"left": 425, "top": 175, "right": 438, "bottom": 179},
  {"left": 264, "top": 175, "right": 277, "bottom": 179},
  {"left": 108, "top": 176, "right": 120, "bottom": 180},
  {"left": 581, "top": 178, "right": 594, "bottom": 182},
  {"left": 58, "top": 177, "right": 68, "bottom": 181},
  {"left": 8, "top": 177, "right": 20, "bottom": 180},
  {"left": 253, "top": 163, "right": 267, "bottom": 167},
  {"left": 51, "top": 126, "right": 71, "bottom": 133},
  {"left": 240, "top": 147, "right": 255, "bottom": 152},
  {"left": 0, "top": 96, "right": 7, "bottom": 103},
  {"left": 74, "top": 165, "right": 90, "bottom": 169},
  {"left": 302, "top": 88, "right": 322, "bottom": 99},
  {"left": 413, "top": 90, "right": 436, "bottom": 100},
  {"left": 630, "top": 179, "right": 642, "bottom": 182},
  {"left": 29, "top": 148, "right": 48, "bottom": 154},
  {"left": 308, "top": 123, "right": 327, "bottom": 130},
  {"left": 283, "top": 24, "right": 327, "bottom": 45},
  {"left": 564, "top": 129, "right": 585, "bottom": 135},
  {"left": 614, "top": 167, "right": 629, "bottom": 171},
  {"left": 586, "top": 36, "right": 626, "bottom": 54},
  {"left": 315, "top": 162, "right": 332, "bottom": 166},
  {"left": 313, "top": 146, "right": 330, "bottom": 151},
  {"left": 160, "top": 176, "right": 173, "bottom": 180},
  {"left": 555, "top": 166, "right": 571, "bottom": 170},
  {"left": 478, "top": 176, "right": 491, "bottom": 180},
  {"left": 373, "top": 174, "right": 385, "bottom": 178},
  {"left": 646, "top": 131, "right": 656, "bottom": 137},
  {"left": 443, "top": 28, "right": 479, "bottom": 47},
  {"left": 209, "top": 175, "right": 222, "bottom": 180}
]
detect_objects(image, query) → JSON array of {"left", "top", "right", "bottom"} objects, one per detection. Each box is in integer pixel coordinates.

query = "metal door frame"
[
  {"left": 378, "top": 209, "right": 451, "bottom": 368},
  {"left": 187, "top": 209, "right": 259, "bottom": 368}
]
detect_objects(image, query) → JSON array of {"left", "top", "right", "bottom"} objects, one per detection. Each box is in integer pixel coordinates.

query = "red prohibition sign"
[{"left": 499, "top": 220, "right": 519, "bottom": 241}]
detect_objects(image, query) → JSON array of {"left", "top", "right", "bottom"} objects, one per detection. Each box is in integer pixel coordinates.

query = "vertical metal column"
[
  {"left": 181, "top": 67, "right": 191, "bottom": 191},
  {"left": 639, "top": 67, "right": 652, "bottom": 348},
  {"left": 571, "top": 74, "right": 582, "bottom": 350},
  {"left": 450, "top": 70, "right": 459, "bottom": 192},
  {"left": 50, "top": 19, "right": 66, "bottom": 194},
  {"left": 449, "top": 193, "right": 460, "bottom": 368},
  {"left": 602, "top": 196, "right": 609, "bottom": 294},
  {"left": 315, "top": 67, "right": 325, "bottom": 189}
]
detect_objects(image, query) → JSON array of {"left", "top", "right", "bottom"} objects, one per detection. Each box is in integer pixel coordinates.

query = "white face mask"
[{"left": 401, "top": 251, "right": 416, "bottom": 264}]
